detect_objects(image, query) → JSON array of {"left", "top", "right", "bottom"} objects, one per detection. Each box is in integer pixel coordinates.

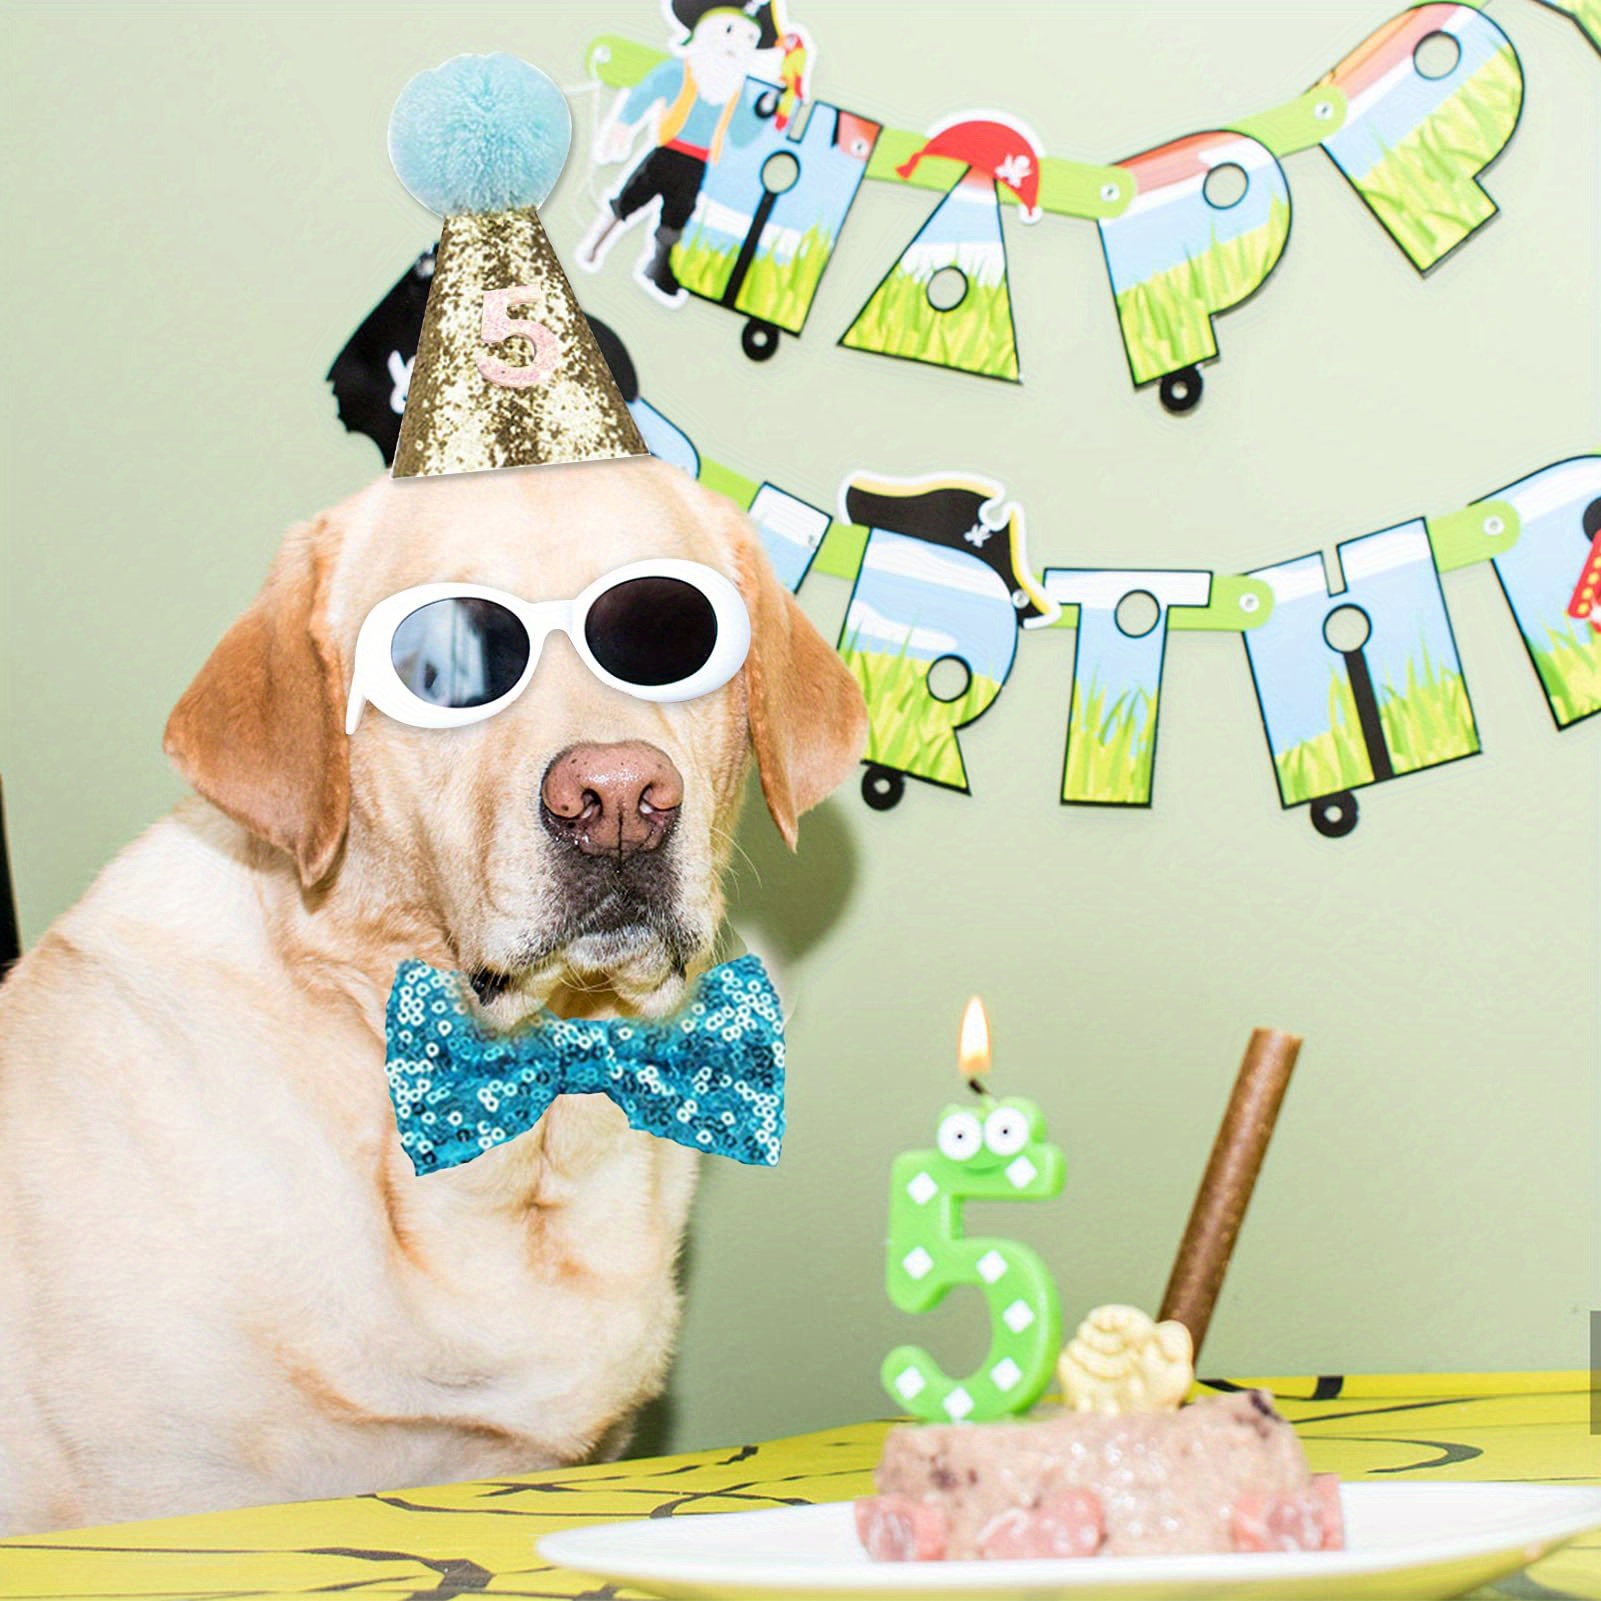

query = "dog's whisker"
[{"left": 706, "top": 821, "right": 763, "bottom": 892}]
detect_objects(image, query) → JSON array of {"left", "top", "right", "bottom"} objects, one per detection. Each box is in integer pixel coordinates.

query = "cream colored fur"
[{"left": 0, "top": 459, "right": 866, "bottom": 1535}]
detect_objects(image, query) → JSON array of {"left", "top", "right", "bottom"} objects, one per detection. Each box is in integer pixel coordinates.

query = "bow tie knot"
[{"left": 385, "top": 955, "right": 785, "bottom": 1174}]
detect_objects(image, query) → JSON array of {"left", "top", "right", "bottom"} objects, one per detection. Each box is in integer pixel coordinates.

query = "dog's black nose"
[{"left": 540, "top": 742, "right": 683, "bottom": 857}]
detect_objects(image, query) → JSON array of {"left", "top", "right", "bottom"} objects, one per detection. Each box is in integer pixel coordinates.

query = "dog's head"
[{"left": 163, "top": 459, "right": 866, "bottom": 1015}]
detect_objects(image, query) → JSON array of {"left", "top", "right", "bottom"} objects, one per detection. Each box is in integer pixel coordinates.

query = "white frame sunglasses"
[{"left": 345, "top": 558, "right": 751, "bottom": 734}]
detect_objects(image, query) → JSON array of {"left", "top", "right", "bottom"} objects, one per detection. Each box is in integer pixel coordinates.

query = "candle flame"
[{"left": 958, "top": 995, "right": 991, "bottom": 1083}]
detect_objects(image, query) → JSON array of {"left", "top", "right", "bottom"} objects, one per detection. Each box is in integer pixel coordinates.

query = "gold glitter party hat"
[{"left": 388, "top": 54, "right": 646, "bottom": 478}]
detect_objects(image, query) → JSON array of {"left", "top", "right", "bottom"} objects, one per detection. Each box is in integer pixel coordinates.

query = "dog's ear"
[
  {"left": 723, "top": 503, "right": 868, "bottom": 848},
  {"left": 164, "top": 518, "right": 350, "bottom": 887}
]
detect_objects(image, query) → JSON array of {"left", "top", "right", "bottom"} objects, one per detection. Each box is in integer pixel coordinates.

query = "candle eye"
[
  {"left": 936, "top": 1110, "right": 983, "bottom": 1163},
  {"left": 983, "top": 1105, "right": 1030, "bottom": 1157}
]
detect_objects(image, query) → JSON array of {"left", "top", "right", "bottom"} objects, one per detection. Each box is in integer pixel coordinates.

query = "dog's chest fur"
[{"left": 0, "top": 811, "right": 698, "bottom": 1527}]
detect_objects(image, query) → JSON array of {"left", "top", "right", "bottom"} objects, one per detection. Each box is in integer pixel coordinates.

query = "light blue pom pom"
[{"left": 388, "top": 53, "right": 572, "bottom": 216}]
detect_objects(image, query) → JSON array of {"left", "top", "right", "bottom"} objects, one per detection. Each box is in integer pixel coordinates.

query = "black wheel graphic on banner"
[
  {"left": 1310, "top": 791, "right": 1359, "bottom": 838},
  {"left": 1159, "top": 365, "right": 1203, "bottom": 414},
  {"left": 862, "top": 766, "right": 906, "bottom": 811},
  {"left": 741, "top": 318, "right": 781, "bottom": 362}
]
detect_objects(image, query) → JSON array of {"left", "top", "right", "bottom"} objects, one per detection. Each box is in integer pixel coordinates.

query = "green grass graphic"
[
  {"left": 1341, "top": 45, "right": 1522, "bottom": 269},
  {"left": 1274, "top": 668, "right": 1376, "bottom": 806},
  {"left": 1062, "top": 677, "right": 1157, "bottom": 805},
  {"left": 1378, "top": 644, "right": 1480, "bottom": 775},
  {"left": 671, "top": 222, "right": 836, "bottom": 332},
  {"left": 1528, "top": 624, "right": 1601, "bottom": 727},
  {"left": 1115, "top": 198, "right": 1290, "bottom": 384},
  {"left": 1558, "top": 0, "right": 1601, "bottom": 51},
  {"left": 841, "top": 264, "right": 1019, "bottom": 380},
  {"left": 841, "top": 637, "right": 1002, "bottom": 791},
  {"left": 1272, "top": 645, "right": 1477, "bottom": 805},
  {"left": 671, "top": 229, "right": 737, "bottom": 302}
]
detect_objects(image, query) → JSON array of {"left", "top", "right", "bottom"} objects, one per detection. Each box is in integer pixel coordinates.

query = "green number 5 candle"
[{"left": 881, "top": 1000, "right": 1065, "bottom": 1422}]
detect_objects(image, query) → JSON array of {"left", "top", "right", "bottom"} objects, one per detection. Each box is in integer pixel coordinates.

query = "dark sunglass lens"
[
  {"left": 584, "top": 577, "right": 719, "bottom": 688},
  {"left": 390, "top": 598, "right": 530, "bottom": 709}
]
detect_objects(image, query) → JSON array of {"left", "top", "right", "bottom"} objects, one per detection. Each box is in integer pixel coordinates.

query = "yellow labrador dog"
[{"left": 0, "top": 458, "right": 866, "bottom": 1535}]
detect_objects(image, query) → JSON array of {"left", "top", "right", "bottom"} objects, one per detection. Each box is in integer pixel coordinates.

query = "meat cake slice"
[{"left": 858, "top": 1390, "right": 1342, "bottom": 1559}]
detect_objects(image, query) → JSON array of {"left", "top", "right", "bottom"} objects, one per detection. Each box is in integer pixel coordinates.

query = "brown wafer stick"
[{"left": 1159, "top": 1027, "right": 1303, "bottom": 1362}]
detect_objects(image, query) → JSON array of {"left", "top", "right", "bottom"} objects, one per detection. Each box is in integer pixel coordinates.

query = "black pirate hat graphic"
[{"left": 843, "top": 475, "right": 1055, "bottom": 625}]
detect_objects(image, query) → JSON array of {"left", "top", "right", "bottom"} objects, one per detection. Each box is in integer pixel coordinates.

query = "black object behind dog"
[{"left": 0, "top": 779, "right": 19, "bottom": 977}]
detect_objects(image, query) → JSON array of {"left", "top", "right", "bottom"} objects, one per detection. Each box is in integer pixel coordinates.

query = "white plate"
[{"left": 538, "top": 1483, "right": 1601, "bottom": 1601}]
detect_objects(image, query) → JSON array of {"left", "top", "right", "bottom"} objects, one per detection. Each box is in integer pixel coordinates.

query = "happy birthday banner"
[
  {"left": 328, "top": 1, "right": 1601, "bottom": 836},
  {"left": 568, "top": 0, "right": 1580, "bottom": 409}
]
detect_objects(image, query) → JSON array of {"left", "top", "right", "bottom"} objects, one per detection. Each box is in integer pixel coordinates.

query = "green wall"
[{"left": 2, "top": 2, "right": 1597, "bottom": 1457}]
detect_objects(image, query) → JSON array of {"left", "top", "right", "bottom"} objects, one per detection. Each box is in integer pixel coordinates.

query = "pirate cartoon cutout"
[{"left": 579, "top": 0, "right": 784, "bottom": 305}]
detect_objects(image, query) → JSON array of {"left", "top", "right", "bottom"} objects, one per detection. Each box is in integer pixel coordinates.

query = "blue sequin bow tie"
[{"left": 385, "top": 954, "right": 785, "bottom": 1175}]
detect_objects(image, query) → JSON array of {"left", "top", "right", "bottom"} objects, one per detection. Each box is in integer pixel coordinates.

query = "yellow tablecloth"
[{"left": 2, "top": 1374, "right": 1597, "bottom": 1598}]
